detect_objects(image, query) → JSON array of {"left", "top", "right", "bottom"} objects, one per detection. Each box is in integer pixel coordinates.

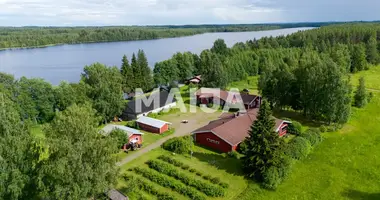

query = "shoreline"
[{"left": 0, "top": 27, "right": 292, "bottom": 51}]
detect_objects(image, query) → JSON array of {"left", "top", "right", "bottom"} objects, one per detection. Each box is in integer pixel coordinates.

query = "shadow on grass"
[
  {"left": 342, "top": 189, "right": 380, "bottom": 200},
  {"left": 190, "top": 144, "right": 244, "bottom": 176},
  {"left": 273, "top": 109, "right": 325, "bottom": 128}
]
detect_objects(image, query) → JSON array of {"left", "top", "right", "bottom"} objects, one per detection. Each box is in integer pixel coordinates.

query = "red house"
[
  {"left": 192, "top": 109, "right": 290, "bottom": 153},
  {"left": 136, "top": 116, "right": 171, "bottom": 134},
  {"left": 101, "top": 124, "right": 144, "bottom": 147},
  {"left": 195, "top": 88, "right": 261, "bottom": 109}
]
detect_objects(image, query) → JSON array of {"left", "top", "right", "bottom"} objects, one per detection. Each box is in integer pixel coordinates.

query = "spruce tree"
[
  {"left": 365, "top": 36, "right": 379, "bottom": 64},
  {"left": 242, "top": 100, "right": 283, "bottom": 180},
  {"left": 137, "top": 50, "right": 154, "bottom": 91},
  {"left": 354, "top": 77, "right": 368, "bottom": 108},
  {"left": 131, "top": 53, "right": 139, "bottom": 91},
  {"left": 351, "top": 44, "right": 368, "bottom": 73},
  {"left": 120, "top": 55, "right": 133, "bottom": 93}
]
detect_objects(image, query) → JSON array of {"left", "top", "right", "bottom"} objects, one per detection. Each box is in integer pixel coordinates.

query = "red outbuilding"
[
  {"left": 192, "top": 109, "right": 290, "bottom": 153},
  {"left": 136, "top": 116, "right": 171, "bottom": 134},
  {"left": 101, "top": 124, "right": 144, "bottom": 149}
]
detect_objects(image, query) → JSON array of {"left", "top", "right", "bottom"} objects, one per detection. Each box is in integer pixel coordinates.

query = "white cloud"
[{"left": 0, "top": 0, "right": 379, "bottom": 26}]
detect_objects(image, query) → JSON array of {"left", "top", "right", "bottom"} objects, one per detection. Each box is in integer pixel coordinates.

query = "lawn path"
[{"left": 116, "top": 111, "right": 220, "bottom": 166}]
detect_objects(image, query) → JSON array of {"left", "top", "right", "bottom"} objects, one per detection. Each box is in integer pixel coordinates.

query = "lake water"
[{"left": 0, "top": 27, "right": 313, "bottom": 85}]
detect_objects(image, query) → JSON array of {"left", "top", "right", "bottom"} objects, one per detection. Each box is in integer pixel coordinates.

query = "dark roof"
[
  {"left": 193, "top": 109, "right": 286, "bottom": 146},
  {"left": 195, "top": 88, "right": 258, "bottom": 105},
  {"left": 124, "top": 91, "right": 176, "bottom": 115},
  {"left": 241, "top": 93, "right": 259, "bottom": 105}
]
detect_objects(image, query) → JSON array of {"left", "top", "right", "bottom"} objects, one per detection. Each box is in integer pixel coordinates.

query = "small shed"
[
  {"left": 101, "top": 125, "right": 143, "bottom": 145},
  {"left": 136, "top": 116, "right": 172, "bottom": 134},
  {"left": 107, "top": 189, "right": 128, "bottom": 200}
]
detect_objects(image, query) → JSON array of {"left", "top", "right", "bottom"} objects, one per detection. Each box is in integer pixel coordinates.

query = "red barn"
[
  {"left": 192, "top": 109, "right": 290, "bottom": 153},
  {"left": 136, "top": 116, "right": 171, "bottom": 134}
]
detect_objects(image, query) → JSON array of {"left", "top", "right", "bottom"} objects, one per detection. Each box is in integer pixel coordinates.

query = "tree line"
[{"left": 0, "top": 22, "right": 349, "bottom": 49}]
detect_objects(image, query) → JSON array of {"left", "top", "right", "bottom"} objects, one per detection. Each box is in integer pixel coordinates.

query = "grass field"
[
  {"left": 227, "top": 76, "right": 259, "bottom": 95},
  {"left": 117, "top": 145, "right": 248, "bottom": 200},
  {"left": 351, "top": 66, "right": 380, "bottom": 91}
]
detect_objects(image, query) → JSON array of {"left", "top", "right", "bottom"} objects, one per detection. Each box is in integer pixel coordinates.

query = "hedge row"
[
  {"left": 131, "top": 167, "right": 206, "bottom": 200},
  {"left": 123, "top": 175, "right": 177, "bottom": 200},
  {"left": 157, "top": 155, "right": 229, "bottom": 188},
  {"left": 146, "top": 160, "right": 225, "bottom": 197}
]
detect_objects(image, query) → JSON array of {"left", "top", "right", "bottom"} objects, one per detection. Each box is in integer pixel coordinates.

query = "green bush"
[
  {"left": 189, "top": 168, "right": 196, "bottom": 173},
  {"left": 203, "top": 175, "right": 212, "bottom": 180},
  {"left": 210, "top": 177, "right": 221, "bottom": 184},
  {"left": 319, "top": 125, "right": 328, "bottom": 133},
  {"left": 237, "top": 141, "right": 248, "bottom": 154},
  {"left": 287, "top": 121, "right": 302, "bottom": 136},
  {"left": 162, "top": 136, "right": 193, "bottom": 154},
  {"left": 181, "top": 164, "right": 190, "bottom": 170},
  {"left": 219, "top": 182, "right": 229, "bottom": 188},
  {"left": 132, "top": 167, "right": 206, "bottom": 200},
  {"left": 262, "top": 154, "right": 293, "bottom": 190},
  {"left": 126, "top": 120, "right": 137, "bottom": 128},
  {"left": 262, "top": 166, "right": 281, "bottom": 190},
  {"left": 146, "top": 160, "right": 225, "bottom": 197},
  {"left": 109, "top": 129, "right": 129, "bottom": 148},
  {"left": 228, "top": 150, "right": 239, "bottom": 158},
  {"left": 284, "top": 137, "right": 312, "bottom": 160},
  {"left": 302, "top": 128, "right": 323, "bottom": 146}
]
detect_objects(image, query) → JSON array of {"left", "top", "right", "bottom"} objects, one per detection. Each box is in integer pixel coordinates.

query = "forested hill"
[{"left": 0, "top": 22, "right": 342, "bottom": 49}]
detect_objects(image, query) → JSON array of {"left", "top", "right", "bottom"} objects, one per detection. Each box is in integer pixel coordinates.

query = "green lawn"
[
  {"left": 228, "top": 76, "right": 259, "bottom": 95},
  {"left": 351, "top": 66, "right": 380, "bottom": 90}
]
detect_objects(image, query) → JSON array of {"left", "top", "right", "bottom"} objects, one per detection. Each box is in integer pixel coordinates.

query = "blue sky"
[{"left": 0, "top": 0, "right": 379, "bottom": 26}]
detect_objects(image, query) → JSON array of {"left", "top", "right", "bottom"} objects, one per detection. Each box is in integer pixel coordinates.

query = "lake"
[{"left": 0, "top": 27, "right": 313, "bottom": 85}]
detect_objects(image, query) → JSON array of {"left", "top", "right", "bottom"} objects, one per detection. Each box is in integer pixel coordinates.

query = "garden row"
[
  {"left": 146, "top": 159, "right": 225, "bottom": 197},
  {"left": 130, "top": 167, "right": 206, "bottom": 200},
  {"left": 123, "top": 175, "right": 177, "bottom": 200},
  {"left": 157, "top": 155, "right": 229, "bottom": 188}
]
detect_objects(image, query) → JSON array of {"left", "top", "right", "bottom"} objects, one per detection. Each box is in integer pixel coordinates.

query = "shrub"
[
  {"left": 146, "top": 160, "right": 225, "bottom": 197},
  {"left": 237, "top": 141, "right": 248, "bottom": 154},
  {"left": 162, "top": 136, "right": 193, "bottom": 154},
  {"left": 109, "top": 129, "right": 129, "bottom": 148},
  {"left": 219, "top": 182, "right": 229, "bottom": 188},
  {"left": 126, "top": 120, "right": 137, "bottom": 128},
  {"left": 319, "top": 125, "right": 328, "bottom": 133},
  {"left": 203, "top": 175, "right": 212, "bottom": 180},
  {"left": 302, "top": 128, "right": 323, "bottom": 146},
  {"left": 210, "top": 177, "right": 221, "bottom": 184},
  {"left": 132, "top": 167, "right": 206, "bottom": 200},
  {"left": 262, "top": 166, "right": 281, "bottom": 190},
  {"left": 181, "top": 164, "right": 190, "bottom": 170},
  {"left": 262, "top": 153, "right": 293, "bottom": 190},
  {"left": 189, "top": 168, "right": 196, "bottom": 173},
  {"left": 287, "top": 121, "right": 302, "bottom": 136},
  {"left": 196, "top": 171, "right": 203, "bottom": 176},
  {"left": 284, "top": 137, "right": 312, "bottom": 160},
  {"left": 228, "top": 150, "right": 239, "bottom": 158}
]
